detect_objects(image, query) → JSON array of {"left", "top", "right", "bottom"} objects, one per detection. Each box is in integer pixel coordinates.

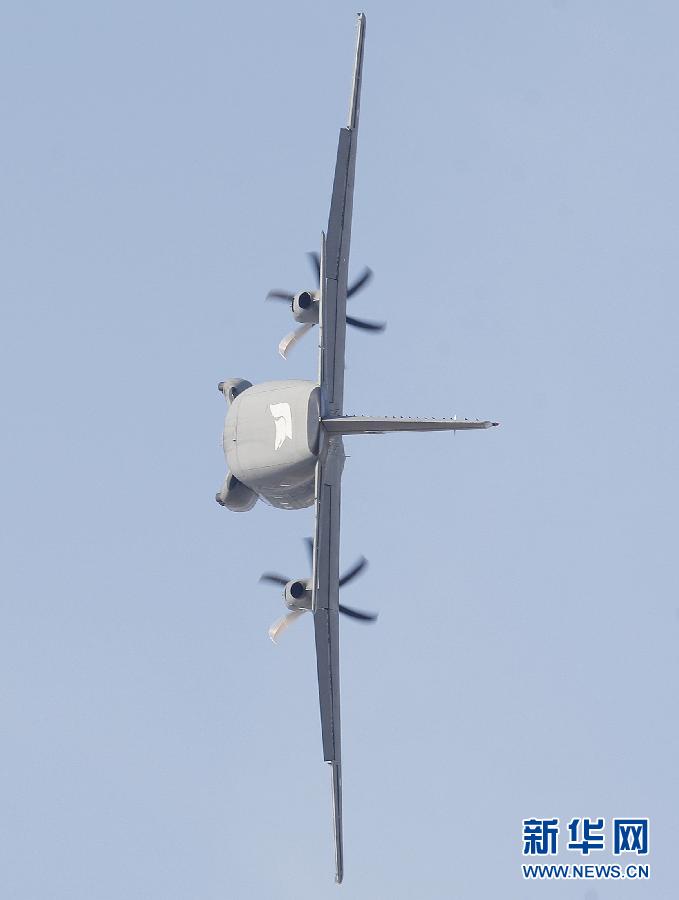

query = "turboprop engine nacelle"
[
  {"left": 292, "top": 291, "right": 319, "bottom": 324},
  {"left": 215, "top": 472, "right": 257, "bottom": 512},
  {"left": 285, "top": 579, "right": 312, "bottom": 610},
  {"left": 218, "top": 378, "right": 252, "bottom": 403}
]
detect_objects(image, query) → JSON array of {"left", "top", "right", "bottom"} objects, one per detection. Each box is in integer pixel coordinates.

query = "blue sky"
[{"left": 1, "top": 3, "right": 677, "bottom": 897}]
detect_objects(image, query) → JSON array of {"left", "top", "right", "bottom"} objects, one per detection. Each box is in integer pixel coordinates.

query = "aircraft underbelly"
[{"left": 223, "top": 380, "right": 320, "bottom": 509}]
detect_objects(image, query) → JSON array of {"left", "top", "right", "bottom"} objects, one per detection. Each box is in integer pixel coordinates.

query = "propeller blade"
[
  {"left": 268, "top": 609, "right": 306, "bottom": 643},
  {"left": 266, "top": 290, "right": 294, "bottom": 302},
  {"left": 346, "top": 314, "right": 386, "bottom": 332},
  {"left": 304, "top": 536, "right": 314, "bottom": 569},
  {"left": 339, "top": 556, "right": 368, "bottom": 587},
  {"left": 278, "top": 322, "right": 315, "bottom": 359},
  {"left": 347, "top": 267, "right": 373, "bottom": 297},
  {"left": 339, "top": 604, "right": 378, "bottom": 622},
  {"left": 307, "top": 251, "right": 321, "bottom": 282},
  {"left": 259, "top": 573, "right": 289, "bottom": 586}
]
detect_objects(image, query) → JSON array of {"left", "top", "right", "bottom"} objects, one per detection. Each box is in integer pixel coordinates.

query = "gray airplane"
[{"left": 215, "top": 14, "right": 497, "bottom": 883}]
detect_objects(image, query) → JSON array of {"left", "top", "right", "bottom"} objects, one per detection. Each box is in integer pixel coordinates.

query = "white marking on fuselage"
[{"left": 270, "top": 402, "right": 293, "bottom": 450}]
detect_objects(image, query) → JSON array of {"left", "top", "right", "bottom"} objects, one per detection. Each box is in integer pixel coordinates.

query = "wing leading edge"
[
  {"left": 311, "top": 12, "right": 366, "bottom": 885},
  {"left": 319, "top": 12, "right": 365, "bottom": 419},
  {"left": 312, "top": 436, "right": 345, "bottom": 882}
]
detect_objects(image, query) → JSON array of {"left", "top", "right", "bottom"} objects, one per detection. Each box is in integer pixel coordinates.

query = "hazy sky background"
[{"left": 1, "top": 2, "right": 677, "bottom": 898}]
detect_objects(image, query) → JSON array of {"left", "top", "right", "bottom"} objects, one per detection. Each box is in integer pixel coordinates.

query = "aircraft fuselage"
[{"left": 218, "top": 379, "right": 320, "bottom": 511}]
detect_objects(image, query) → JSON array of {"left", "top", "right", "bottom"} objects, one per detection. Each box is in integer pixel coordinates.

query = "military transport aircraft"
[{"left": 215, "top": 14, "right": 497, "bottom": 883}]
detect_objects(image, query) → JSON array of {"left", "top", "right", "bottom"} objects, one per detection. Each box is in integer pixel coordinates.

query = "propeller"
[
  {"left": 268, "top": 609, "right": 305, "bottom": 643},
  {"left": 266, "top": 252, "right": 386, "bottom": 357},
  {"left": 260, "top": 537, "right": 378, "bottom": 641},
  {"left": 277, "top": 322, "right": 314, "bottom": 358}
]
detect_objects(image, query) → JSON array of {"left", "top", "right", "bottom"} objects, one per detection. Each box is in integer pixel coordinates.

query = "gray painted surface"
[
  {"left": 319, "top": 13, "right": 365, "bottom": 418},
  {"left": 221, "top": 380, "right": 320, "bottom": 510},
  {"left": 311, "top": 15, "right": 366, "bottom": 882},
  {"left": 323, "top": 415, "right": 498, "bottom": 433}
]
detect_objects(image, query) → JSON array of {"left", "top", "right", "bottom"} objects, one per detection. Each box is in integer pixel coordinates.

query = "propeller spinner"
[{"left": 266, "top": 252, "right": 385, "bottom": 358}]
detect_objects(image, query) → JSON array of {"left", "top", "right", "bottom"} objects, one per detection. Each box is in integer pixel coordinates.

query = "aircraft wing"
[
  {"left": 310, "top": 13, "right": 366, "bottom": 885},
  {"left": 311, "top": 434, "right": 345, "bottom": 883},
  {"left": 318, "top": 12, "right": 365, "bottom": 419}
]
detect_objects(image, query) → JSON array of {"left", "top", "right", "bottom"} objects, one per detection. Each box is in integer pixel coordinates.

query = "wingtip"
[{"left": 331, "top": 761, "right": 343, "bottom": 885}]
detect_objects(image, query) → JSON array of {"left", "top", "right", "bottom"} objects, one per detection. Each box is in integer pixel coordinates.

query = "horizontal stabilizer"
[{"left": 322, "top": 416, "right": 498, "bottom": 435}]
